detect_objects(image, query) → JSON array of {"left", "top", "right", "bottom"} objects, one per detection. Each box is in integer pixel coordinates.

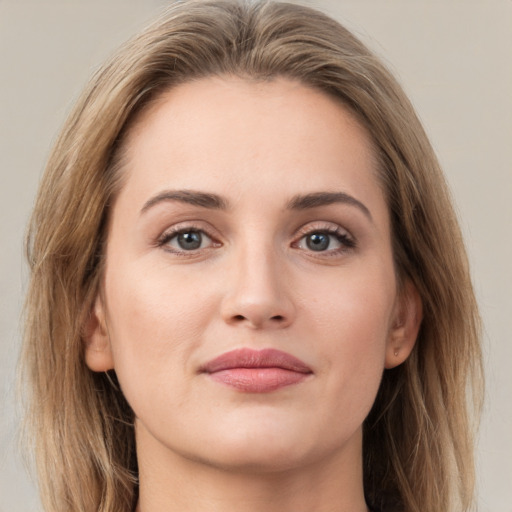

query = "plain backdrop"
[{"left": 1, "top": 1, "right": 511, "bottom": 510}]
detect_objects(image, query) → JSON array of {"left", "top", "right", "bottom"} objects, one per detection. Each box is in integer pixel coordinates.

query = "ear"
[
  {"left": 385, "top": 279, "right": 423, "bottom": 369},
  {"left": 83, "top": 295, "right": 115, "bottom": 372}
]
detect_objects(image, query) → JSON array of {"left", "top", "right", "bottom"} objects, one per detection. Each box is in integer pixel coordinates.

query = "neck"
[{"left": 134, "top": 424, "right": 369, "bottom": 512}]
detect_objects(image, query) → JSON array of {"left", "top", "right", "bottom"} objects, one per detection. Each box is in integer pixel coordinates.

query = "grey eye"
[
  {"left": 295, "top": 228, "right": 354, "bottom": 254},
  {"left": 305, "top": 232, "right": 331, "bottom": 251},
  {"left": 176, "top": 231, "right": 203, "bottom": 250},
  {"left": 163, "top": 229, "right": 213, "bottom": 251}
]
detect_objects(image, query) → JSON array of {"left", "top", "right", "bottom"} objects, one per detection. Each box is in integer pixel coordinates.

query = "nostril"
[
  {"left": 233, "top": 315, "right": 245, "bottom": 322},
  {"left": 271, "top": 315, "right": 284, "bottom": 321}
]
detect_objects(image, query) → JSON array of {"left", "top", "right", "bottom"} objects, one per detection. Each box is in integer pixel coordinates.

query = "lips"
[{"left": 200, "top": 348, "right": 313, "bottom": 393}]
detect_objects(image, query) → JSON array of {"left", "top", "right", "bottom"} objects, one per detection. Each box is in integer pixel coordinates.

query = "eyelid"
[
  {"left": 294, "top": 221, "right": 353, "bottom": 239},
  {"left": 154, "top": 220, "right": 355, "bottom": 256},
  {"left": 156, "top": 221, "right": 222, "bottom": 253},
  {"left": 292, "top": 221, "right": 356, "bottom": 253}
]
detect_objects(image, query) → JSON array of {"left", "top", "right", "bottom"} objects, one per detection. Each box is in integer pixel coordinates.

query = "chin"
[
  {"left": 183, "top": 420, "right": 341, "bottom": 475},
  {"left": 197, "top": 442, "right": 313, "bottom": 475}
]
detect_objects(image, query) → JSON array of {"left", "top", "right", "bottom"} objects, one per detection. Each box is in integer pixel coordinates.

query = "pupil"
[
  {"left": 306, "top": 232, "right": 329, "bottom": 251},
  {"left": 178, "top": 231, "right": 202, "bottom": 250}
]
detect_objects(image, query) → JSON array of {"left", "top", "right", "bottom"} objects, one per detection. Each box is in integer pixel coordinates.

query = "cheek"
[
  {"left": 303, "top": 263, "right": 395, "bottom": 409},
  {"left": 102, "top": 260, "right": 217, "bottom": 399},
  {"left": 305, "top": 259, "right": 395, "bottom": 348}
]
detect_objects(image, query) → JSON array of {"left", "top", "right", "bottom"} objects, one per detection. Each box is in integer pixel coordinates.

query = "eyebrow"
[
  {"left": 140, "top": 190, "right": 228, "bottom": 214},
  {"left": 140, "top": 189, "right": 372, "bottom": 221},
  {"left": 287, "top": 192, "right": 372, "bottom": 221}
]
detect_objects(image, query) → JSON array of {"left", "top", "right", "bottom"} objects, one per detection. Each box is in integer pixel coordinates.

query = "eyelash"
[
  {"left": 292, "top": 224, "right": 356, "bottom": 256},
  {"left": 156, "top": 223, "right": 356, "bottom": 257},
  {"left": 156, "top": 223, "right": 220, "bottom": 256}
]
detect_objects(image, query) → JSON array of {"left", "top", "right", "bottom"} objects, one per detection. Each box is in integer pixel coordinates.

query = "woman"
[{"left": 21, "top": 1, "right": 483, "bottom": 511}]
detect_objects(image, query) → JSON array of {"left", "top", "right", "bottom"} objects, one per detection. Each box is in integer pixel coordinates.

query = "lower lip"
[{"left": 208, "top": 368, "right": 310, "bottom": 393}]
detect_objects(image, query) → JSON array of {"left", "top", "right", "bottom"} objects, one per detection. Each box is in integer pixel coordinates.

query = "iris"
[
  {"left": 306, "top": 232, "right": 330, "bottom": 251},
  {"left": 177, "top": 231, "right": 202, "bottom": 250}
]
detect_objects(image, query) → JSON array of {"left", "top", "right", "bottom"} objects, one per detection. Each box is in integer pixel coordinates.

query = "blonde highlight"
[{"left": 21, "top": 1, "right": 483, "bottom": 511}]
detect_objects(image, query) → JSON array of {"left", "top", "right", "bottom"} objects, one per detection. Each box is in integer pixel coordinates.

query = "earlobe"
[
  {"left": 83, "top": 295, "right": 115, "bottom": 372},
  {"left": 385, "top": 280, "right": 423, "bottom": 369}
]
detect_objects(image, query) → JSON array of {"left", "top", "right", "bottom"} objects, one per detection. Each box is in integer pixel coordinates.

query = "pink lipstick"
[{"left": 200, "top": 348, "right": 313, "bottom": 393}]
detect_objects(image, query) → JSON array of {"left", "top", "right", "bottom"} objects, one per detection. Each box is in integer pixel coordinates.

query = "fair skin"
[{"left": 85, "top": 77, "right": 421, "bottom": 512}]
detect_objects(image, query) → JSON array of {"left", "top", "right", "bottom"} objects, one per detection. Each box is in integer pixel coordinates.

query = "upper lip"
[{"left": 200, "top": 348, "right": 313, "bottom": 374}]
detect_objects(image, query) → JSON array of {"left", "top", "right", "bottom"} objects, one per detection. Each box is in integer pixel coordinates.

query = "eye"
[
  {"left": 159, "top": 228, "right": 216, "bottom": 252},
  {"left": 295, "top": 228, "right": 355, "bottom": 253}
]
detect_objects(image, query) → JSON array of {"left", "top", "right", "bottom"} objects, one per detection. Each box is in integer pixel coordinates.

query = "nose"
[{"left": 220, "top": 245, "right": 295, "bottom": 330}]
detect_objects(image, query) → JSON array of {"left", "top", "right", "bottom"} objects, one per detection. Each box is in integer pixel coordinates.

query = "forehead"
[{"left": 117, "top": 76, "right": 385, "bottom": 217}]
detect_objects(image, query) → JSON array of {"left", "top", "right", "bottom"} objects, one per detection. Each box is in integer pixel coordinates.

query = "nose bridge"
[{"left": 221, "top": 233, "right": 294, "bottom": 329}]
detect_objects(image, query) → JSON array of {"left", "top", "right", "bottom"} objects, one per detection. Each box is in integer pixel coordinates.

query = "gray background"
[{"left": 1, "top": 1, "right": 511, "bottom": 510}]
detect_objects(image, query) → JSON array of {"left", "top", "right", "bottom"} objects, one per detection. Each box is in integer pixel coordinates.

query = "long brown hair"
[{"left": 22, "top": 1, "right": 483, "bottom": 511}]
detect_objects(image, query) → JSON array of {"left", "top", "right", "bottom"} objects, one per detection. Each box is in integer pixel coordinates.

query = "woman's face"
[{"left": 86, "top": 77, "right": 419, "bottom": 473}]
